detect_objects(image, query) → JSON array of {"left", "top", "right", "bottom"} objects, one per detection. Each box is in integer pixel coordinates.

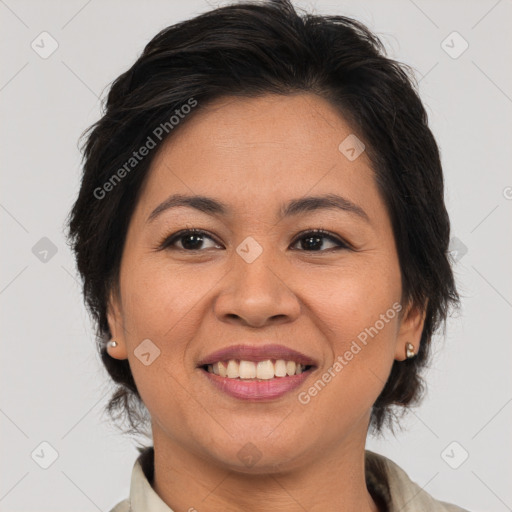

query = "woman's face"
[{"left": 108, "top": 93, "right": 425, "bottom": 471}]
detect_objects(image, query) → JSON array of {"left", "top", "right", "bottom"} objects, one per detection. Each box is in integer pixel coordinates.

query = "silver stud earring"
[
  {"left": 108, "top": 340, "right": 118, "bottom": 348},
  {"left": 405, "top": 342, "right": 415, "bottom": 359}
]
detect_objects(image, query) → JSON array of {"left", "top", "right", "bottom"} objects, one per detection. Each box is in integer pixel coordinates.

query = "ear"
[
  {"left": 394, "top": 299, "right": 428, "bottom": 361},
  {"left": 106, "top": 287, "right": 128, "bottom": 360}
]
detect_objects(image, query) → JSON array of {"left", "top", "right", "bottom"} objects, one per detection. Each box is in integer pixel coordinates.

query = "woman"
[{"left": 67, "top": 1, "right": 467, "bottom": 510}]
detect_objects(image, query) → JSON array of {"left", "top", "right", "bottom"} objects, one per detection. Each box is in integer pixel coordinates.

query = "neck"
[{"left": 151, "top": 425, "right": 380, "bottom": 512}]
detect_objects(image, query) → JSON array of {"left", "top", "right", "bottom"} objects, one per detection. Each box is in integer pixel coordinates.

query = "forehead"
[
  {"left": 159, "top": 93, "right": 362, "bottom": 164},
  {"left": 136, "top": 93, "right": 385, "bottom": 224}
]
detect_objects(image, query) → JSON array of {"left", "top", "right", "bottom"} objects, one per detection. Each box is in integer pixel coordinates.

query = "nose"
[{"left": 213, "top": 247, "right": 301, "bottom": 329}]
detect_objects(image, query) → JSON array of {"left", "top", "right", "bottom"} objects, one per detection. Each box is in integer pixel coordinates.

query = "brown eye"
[
  {"left": 160, "top": 229, "right": 222, "bottom": 251},
  {"left": 291, "top": 230, "right": 349, "bottom": 252}
]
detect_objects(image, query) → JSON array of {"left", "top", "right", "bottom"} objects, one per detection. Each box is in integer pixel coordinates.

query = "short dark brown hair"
[{"left": 67, "top": 0, "right": 460, "bottom": 437}]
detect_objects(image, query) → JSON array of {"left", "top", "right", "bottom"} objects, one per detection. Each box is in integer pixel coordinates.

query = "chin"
[{"left": 200, "top": 432, "right": 309, "bottom": 474}]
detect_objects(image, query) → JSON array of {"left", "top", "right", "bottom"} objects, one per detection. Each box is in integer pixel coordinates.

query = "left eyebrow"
[
  {"left": 146, "top": 193, "right": 370, "bottom": 224},
  {"left": 280, "top": 194, "right": 369, "bottom": 222}
]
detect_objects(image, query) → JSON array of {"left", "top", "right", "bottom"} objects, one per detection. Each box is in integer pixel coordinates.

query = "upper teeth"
[{"left": 206, "top": 359, "right": 307, "bottom": 379}]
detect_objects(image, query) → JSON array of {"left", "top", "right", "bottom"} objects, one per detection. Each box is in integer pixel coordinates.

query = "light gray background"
[{"left": 1, "top": 0, "right": 511, "bottom": 510}]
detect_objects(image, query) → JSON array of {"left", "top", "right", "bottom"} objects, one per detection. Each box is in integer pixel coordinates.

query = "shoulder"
[
  {"left": 107, "top": 445, "right": 158, "bottom": 512},
  {"left": 365, "top": 450, "right": 471, "bottom": 512},
  {"left": 108, "top": 498, "right": 130, "bottom": 512}
]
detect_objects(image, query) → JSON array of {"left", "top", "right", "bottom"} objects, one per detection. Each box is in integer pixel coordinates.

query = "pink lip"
[
  {"left": 201, "top": 368, "right": 314, "bottom": 401},
  {"left": 196, "top": 343, "right": 318, "bottom": 367}
]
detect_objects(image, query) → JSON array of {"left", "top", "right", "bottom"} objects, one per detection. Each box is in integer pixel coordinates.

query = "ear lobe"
[
  {"left": 106, "top": 288, "right": 128, "bottom": 360},
  {"left": 394, "top": 299, "right": 428, "bottom": 361}
]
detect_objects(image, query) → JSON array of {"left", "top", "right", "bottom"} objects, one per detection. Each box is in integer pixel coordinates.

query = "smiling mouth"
[{"left": 200, "top": 359, "right": 315, "bottom": 381}]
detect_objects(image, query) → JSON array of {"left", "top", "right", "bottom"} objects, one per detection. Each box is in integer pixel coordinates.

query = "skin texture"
[{"left": 107, "top": 93, "right": 426, "bottom": 512}]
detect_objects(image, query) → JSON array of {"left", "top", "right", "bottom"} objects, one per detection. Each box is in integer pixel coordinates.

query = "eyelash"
[{"left": 157, "top": 228, "right": 351, "bottom": 253}]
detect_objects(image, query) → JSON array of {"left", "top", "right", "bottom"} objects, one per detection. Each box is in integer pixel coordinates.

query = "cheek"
[
  {"left": 308, "top": 254, "right": 401, "bottom": 336},
  {"left": 120, "top": 257, "right": 213, "bottom": 339},
  {"left": 299, "top": 286, "right": 400, "bottom": 436},
  {"left": 117, "top": 260, "right": 205, "bottom": 401},
  {"left": 307, "top": 258, "right": 401, "bottom": 390}
]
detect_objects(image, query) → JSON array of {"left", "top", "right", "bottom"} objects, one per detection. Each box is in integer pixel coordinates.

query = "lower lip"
[{"left": 201, "top": 368, "right": 314, "bottom": 401}]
